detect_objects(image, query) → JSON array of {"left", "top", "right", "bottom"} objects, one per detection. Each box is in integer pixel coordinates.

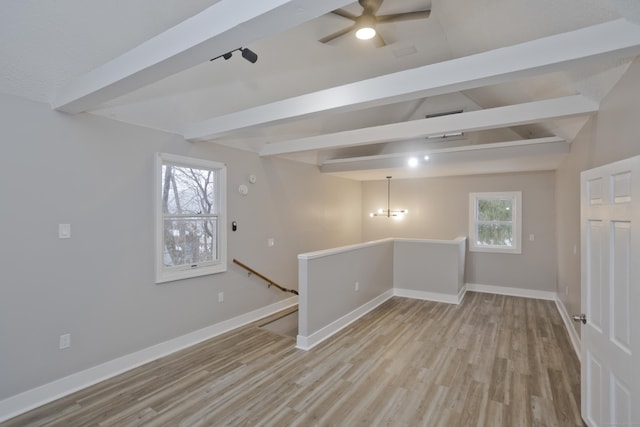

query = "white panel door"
[{"left": 580, "top": 155, "right": 640, "bottom": 427}]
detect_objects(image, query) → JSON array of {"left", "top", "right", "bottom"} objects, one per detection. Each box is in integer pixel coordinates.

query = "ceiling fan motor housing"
[{"left": 320, "top": 0, "right": 431, "bottom": 47}]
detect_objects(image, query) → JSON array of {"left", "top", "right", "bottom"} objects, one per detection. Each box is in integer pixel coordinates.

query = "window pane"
[
  {"left": 163, "top": 218, "right": 217, "bottom": 267},
  {"left": 469, "top": 191, "right": 521, "bottom": 254},
  {"left": 476, "top": 223, "right": 513, "bottom": 246},
  {"left": 162, "top": 165, "right": 216, "bottom": 215},
  {"left": 478, "top": 199, "right": 512, "bottom": 221}
]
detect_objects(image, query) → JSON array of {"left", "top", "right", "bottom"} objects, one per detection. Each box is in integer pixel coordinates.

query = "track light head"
[{"left": 240, "top": 48, "right": 258, "bottom": 63}]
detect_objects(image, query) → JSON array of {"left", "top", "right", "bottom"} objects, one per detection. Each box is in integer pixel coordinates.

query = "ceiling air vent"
[
  {"left": 425, "top": 109, "right": 463, "bottom": 119},
  {"left": 425, "top": 109, "right": 464, "bottom": 140}
]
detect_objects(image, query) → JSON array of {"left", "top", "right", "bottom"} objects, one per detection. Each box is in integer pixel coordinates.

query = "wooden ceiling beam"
[
  {"left": 319, "top": 137, "right": 568, "bottom": 173},
  {"left": 259, "top": 95, "right": 598, "bottom": 156},
  {"left": 52, "top": 0, "right": 351, "bottom": 113},
  {"left": 185, "top": 19, "right": 640, "bottom": 141}
]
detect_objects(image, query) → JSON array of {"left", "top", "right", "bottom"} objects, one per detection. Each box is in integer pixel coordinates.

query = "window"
[
  {"left": 469, "top": 191, "right": 522, "bottom": 254},
  {"left": 155, "top": 153, "right": 226, "bottom": 283}
]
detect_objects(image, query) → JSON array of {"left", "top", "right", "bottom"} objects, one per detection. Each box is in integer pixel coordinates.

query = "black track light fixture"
[
  {"left": 210, "top": 47, "right": 258, "bottom": 64},
  {"left": 239, "top": 47, "right": 258, "bottom": 63}
]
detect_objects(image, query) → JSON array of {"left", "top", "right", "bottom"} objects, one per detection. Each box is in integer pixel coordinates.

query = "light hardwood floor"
[{"left": 2, "top": 293, "right": 585, "bottom": 426}]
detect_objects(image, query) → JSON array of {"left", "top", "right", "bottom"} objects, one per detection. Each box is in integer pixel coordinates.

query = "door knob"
[{"left": 572, "top": 313, "right": 587, "bottom": 324}]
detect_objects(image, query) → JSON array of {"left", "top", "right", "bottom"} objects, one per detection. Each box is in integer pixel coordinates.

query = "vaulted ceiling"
[{"left": 2, "top": 0, "right": 640, "bottom": 180}]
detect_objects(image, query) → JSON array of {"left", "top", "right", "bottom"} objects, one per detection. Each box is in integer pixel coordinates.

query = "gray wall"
[
  {"left": 298, "top": 237, "right": 464, "bottom": 344},
  {"left": 0, "top": 94, "right": 362, "bottom": 400},
  {"left": 393, "top": 238, "right": 466, "bottom": 297},
  {"left": 556, "top": 57, "right": 640, "bottom": 337},
  {"left": 299, "top": 239, "right": 394, "bottom": 336},
  {"left": 362, "top": 171, "right": 557, "bottom": 292}
]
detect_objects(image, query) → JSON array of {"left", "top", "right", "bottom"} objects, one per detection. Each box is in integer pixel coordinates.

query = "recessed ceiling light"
[
  {"left": 424, "top": 155, "right": 430, "bottom": 161},
  {"left": 408, "top": 157, "right": 419, "bottom": 168}
]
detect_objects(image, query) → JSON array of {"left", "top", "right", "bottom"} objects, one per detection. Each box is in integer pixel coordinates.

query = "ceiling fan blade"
[
  {"left": 319, "top": 24, "right": 356, "bottom": 44},
  {"left": 373, "top": 33, "right": 386, "bottom": 48},
  {"left": 376, "top": 10, "right": 431, "bottom": 23},
  {"left": 331, "top": 8, "right": 358, "bottom": 21}
]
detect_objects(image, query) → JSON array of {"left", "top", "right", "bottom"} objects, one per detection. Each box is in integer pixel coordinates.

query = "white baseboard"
[
  {"left": 0, "top": 296, "right": 298, "bottom": 423},
  {"left": 296, "top": 289, "right": 394, "bottom": 351},
  {"left": 394, "top": 285, "right": 466, "bottom": 305},
  {"left": 554, "top": 296, "right": 581, "bottom": 362},
  {"left": 465, "top": 283, "right": 556, "bottom": 301}
]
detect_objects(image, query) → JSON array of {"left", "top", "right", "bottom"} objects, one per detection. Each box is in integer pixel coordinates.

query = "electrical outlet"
[
  {"left": 218, "top": 291, "right": 224, "bottom": 303},
  {"left": 59, "top": 333, "right": 71, "bottom": 349},
  {"left": 355, "top": 282, "right": 359, "bottom": 291}
]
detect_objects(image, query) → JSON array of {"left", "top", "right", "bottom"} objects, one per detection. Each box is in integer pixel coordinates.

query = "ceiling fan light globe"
[{"left": 356, "top": 26, "right": 376, "bottom": 40}]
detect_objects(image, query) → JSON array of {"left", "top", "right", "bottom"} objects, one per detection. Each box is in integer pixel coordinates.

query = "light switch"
[
  {"left": 59, "top": 224, "right": 71, "bottom": 239},
  {"left": 267, "top": 238, "right": 275, "bottom": 247},
  {"left": 59, "top": 333, "right": 71, "bottom": 349}
]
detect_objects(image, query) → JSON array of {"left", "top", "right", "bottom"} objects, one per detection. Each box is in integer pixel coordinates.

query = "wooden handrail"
[{"left": 233, "top": 259, "right": 299, "bottom": 295}]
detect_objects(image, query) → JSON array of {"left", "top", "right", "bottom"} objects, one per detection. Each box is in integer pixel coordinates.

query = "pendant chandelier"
[{"left": 370, "top": 176, "right": 408, "bottom": 218}]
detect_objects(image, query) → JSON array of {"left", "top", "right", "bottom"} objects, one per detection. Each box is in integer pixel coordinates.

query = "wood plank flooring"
[{"left": 2, "top": 293, "right": 585, "bottom": 426}]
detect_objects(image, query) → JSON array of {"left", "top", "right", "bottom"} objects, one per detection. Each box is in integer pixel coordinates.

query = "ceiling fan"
[{"left": 319, "top": 0, "right": 431, "bottom": 47}]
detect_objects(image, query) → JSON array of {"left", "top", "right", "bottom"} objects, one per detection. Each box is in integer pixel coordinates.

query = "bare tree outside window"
[
  {"left": 155, "top": 153, "right": 227, "bottom": 283},
  {"left": 162, "top": 164, "right": 218, "bottom": 267}
]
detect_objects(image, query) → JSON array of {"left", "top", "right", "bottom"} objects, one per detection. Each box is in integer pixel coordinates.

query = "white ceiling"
[{"left": 2, "top": 0, "right": 640, "bottom": 180}]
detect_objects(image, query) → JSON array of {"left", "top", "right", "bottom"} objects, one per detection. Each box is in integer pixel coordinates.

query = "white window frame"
[
  {"left": 155, "top": 153, "right": 227, "bottom": 283},
  {"left": 469, "top": 191, "right": 522, "bottom": 254}
]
